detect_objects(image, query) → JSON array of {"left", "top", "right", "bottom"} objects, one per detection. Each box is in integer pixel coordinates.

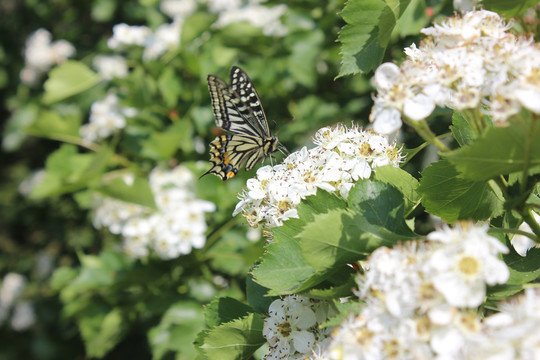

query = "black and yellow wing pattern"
[{"left": 202, "top": 66, "right": 281, "bottom": 180}]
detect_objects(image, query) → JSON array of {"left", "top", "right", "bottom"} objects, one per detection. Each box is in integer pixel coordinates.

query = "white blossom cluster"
[
  {"left": 20, "top": 28, "right": 76, "bottom": 86},
  {"left": 92, "top": 166, "right": 216, "bottom": 259},
  {"left": 262, "top": 295, "right": 336, "bottom": 359},
  {"left": 107, "top": 0, "right": 287, "bottom": 62},
  {"left": 92, "top": 55, "right": 129, "bottom": 80},
  {"left": 370, "top": 10, "right": 540, "bottom": 135},
  {"left": 319, "top": 222, "right": 519, "bottom": 360},
  {"left": 79, "top": 93, "right": 137, "bottom": 143},
  {"left": 0, "top": 273, "right": 36, "bottom": 331},
  {"left": 233, "top": 124, "right": 402, "bottom": 227}
]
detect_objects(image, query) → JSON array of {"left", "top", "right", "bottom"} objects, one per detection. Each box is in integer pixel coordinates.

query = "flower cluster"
[
  {"left": 0, "top": 273, "right": 36, "bottom": 332},
  {"left": 79, "top": 93, "right": 137, "bottom": 143},
  {"left": 106, "top": 0, "right": 287, "bottom": 61},
  {"left": 92, "top": 55, "right": 129, "bottom": 80},
  {"left": 20, "top": 28, "right": 75, "bottom": 86},
  {"left": 322, "top": 222, "right": 513, "bottom": 360},
  {"left": 92, "top": 166, "right": 216, "bottom": 259},
  {"left": 234, "top": 124, "right": 402, "bottom": 227},
  {"left": 370, "top": 10, "right": 540, "bottom": 134},
  {"left": 262, "top": 295, "right": 335, "bottom": 359}
]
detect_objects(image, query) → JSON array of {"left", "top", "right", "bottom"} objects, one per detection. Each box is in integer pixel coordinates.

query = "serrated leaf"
[
  {"left": 43, "top": 61, "right": 101, "bottom": 104},
  {"left": 504, "top": 246, "right": 540, "bottom": 285},
  {"left": 417, "top": 159, "right": 504, "bottom": 222},
  {"left": 198, "top": 313, "right": 265, "bottom": 360},
  {"left": 204, "top": 297, "right": 255, "bottom": 329},
  {"left": 373, "top": 166, "right": 420, "bottom": 216},
  {"left": 450, "top": 111, "right": 477, "bottom": 147},
  {"left": 252, "top": 190, "right": 348, "bottom": 295},
  {"left": 338, "top": 0, "right": 411, "bottom": 76},
  {"left": 444, "top": 113, "right": 540, "bottom": 181}
]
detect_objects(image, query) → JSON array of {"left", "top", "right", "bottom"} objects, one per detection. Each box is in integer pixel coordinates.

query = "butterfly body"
[{"left": 203, "top": 66, "right": 283, "bottom": 180}]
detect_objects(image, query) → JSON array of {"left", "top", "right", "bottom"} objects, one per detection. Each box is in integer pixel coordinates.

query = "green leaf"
[
  {"left": 482, "top": 0, "right": 539, "bottom": 17},
  {"left": 207, "top": 230, "right": 263, "bottom": 276},
  {"left": 198, "top": 313, "right": 265, "bottom": 360},
  {"left": 246, "top": 275, "right": 276, "bottom": 314},
  {"left": 298, "top": 180, "right": 417, "bottom": 273},
  {"left": 504, "top": 247, "right": 540, "bottom": 285},
  {"left": 444, "top": 113, "right": 540, "bottom": 181},
  {"left": 158, "top": 67, "right": 182, "bottom": 108},
  {"left": 450, "top": 111, "right": 477, "bottom": 147},
  {"left": 204, "top": 297, "right": 255, "bottom": 329},
  {"left": 82, "top": 308, "right": 128, "bottom": 358},
  {"left": 43, "top": 61, "right": 101, "bottom": 104},
  {"left": 373, "top": 165, "right": 420, "bottom": 216},
  {"left": 141, "top": 121, "right": 193, "bottom": 160},
  {"left": 338, "top": 0, "right": 411, "bottom": 76},
  {"left": 417, "top": 159, "right": 504, "bottom": 222},
  {"left": 24, "top": 108, "right": 81, "bottom": 141},
  {"left": 252, "top": 190, "right": 348, "bottom": 295},
  {"left": 97, "top": 174, "right": 156, "bottom": 209},
  {"left": 30, "top": 144, "right": 112, "bottom": 198},
  {"left": 181, "top": 12, "right": 216, "bottom": 44},
  {"left": 149, "top": 301, "right": 205, "bottom": 360}
]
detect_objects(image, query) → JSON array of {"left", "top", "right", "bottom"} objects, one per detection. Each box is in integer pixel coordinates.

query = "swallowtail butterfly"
[{"left": 202, "top": 66, "right": 285, "bottom": 180}]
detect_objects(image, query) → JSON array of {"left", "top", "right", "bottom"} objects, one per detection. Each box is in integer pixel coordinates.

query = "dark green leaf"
[
  {"left": 444, "top": 113, "right": 540, "bottom": 181},
  {"left": 450, "top": 111, "right": 477, "bottom": 147},
  {"left": 418, "top": 159, "right": 504, "bottom": 222},
  {"left": 204, "top": 297, "right": 255, "bottom": 329},
  {"left": 373, "top": 165, "right": 420, "bottom": 216},
  {"left": 198, "top": 313, "right": 265, "bottom": 360},
  {"left": 483, "top": 0, "right": 539, "bottom": 17},
  {"left": 338, "top": 0, "right": 411, "bottom": 76}
]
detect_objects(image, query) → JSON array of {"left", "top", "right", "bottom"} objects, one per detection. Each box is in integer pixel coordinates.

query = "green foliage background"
[{"left": 1, "top": 0, "right": 539, "bottom": 359}]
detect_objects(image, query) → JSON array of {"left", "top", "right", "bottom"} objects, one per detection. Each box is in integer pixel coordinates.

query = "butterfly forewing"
[{"left": 203, "top": 67, "right": 281, "bottom": 181}]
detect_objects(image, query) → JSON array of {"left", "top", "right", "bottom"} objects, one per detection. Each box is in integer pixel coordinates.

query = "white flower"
[
  {"left": 427, "top": 223, "right": 509, "bottom": 307},
  {"left": 143, "top": 20, "right": 182, "bottom": 61},
  {"left": 235, "top": 124, "right": 402, "bottom": 228},
  {"left": 0, "top": 273, "right": 27, "bottom": 307},
  {"left": 92, "top": 55, "right": 129, "bottom": 80},
  {"left": 160, "top": 0, "right": 197, "bottom": 20},
  {"left": 10, "top": 301, "right": 36, "bottom": 331},
  {"left": 20, "top": 28, "right": 75, "bottom": 85},
  {"left": 92, "top": 166, "right": 215, "bottom": 259},
  {"left": 79, "top": 93, "right": 136, "bottom": 142},
  {"left": 212, "top": 3, "right": 288, "bottom": 37},
  {"left": 107, "top": 23, "right": 151, "bottom": 50},
  {"left": 370, "top": 10, "right": 540, "bottom": 132},
  {"left": 263, "top": 295, "right": 334, "bottom": 359}
]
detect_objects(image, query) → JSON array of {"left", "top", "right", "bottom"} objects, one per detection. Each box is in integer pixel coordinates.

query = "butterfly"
[{"left": 202, "top": 66, "right": 285, "bottom": 180}]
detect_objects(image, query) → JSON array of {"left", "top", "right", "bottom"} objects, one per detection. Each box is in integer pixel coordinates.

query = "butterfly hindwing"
[
  {"left": 203, "top": 66, "right": 282, "bottom": 181},
  {"left": 202, "top": 135, "right": 269, "bottom": 180}
]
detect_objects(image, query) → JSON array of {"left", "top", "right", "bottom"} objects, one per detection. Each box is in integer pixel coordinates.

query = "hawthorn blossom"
[
  {"left": 92, "top": 166, "right": 216, "bottom": 259},
  {"left": 370, "top": 10, "right": 540, "bottom": 134},
  {"left": 234, "top": 124, "right": 402, "bottom": 227}
]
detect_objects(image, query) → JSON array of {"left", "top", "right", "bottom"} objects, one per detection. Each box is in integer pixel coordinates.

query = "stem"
[
  {"left": 488, "top": 227, "right": 537, "bottom": 242},
  {"left": 408, "top": 118, "right": 451, "bottom": 152},
  {"left": 521, "top": 208, "right": 540, "bottom": 244},
  {"left": 202, "top": 216, "right": 239, "bottom": 253}
]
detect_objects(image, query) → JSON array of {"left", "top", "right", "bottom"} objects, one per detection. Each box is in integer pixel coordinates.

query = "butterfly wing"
[
  {"left": 207, "top": 67, "right": 270, "bottom": 138},
  {"left": 202, "top": 135, "right": 268, "bottom": 180}
]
